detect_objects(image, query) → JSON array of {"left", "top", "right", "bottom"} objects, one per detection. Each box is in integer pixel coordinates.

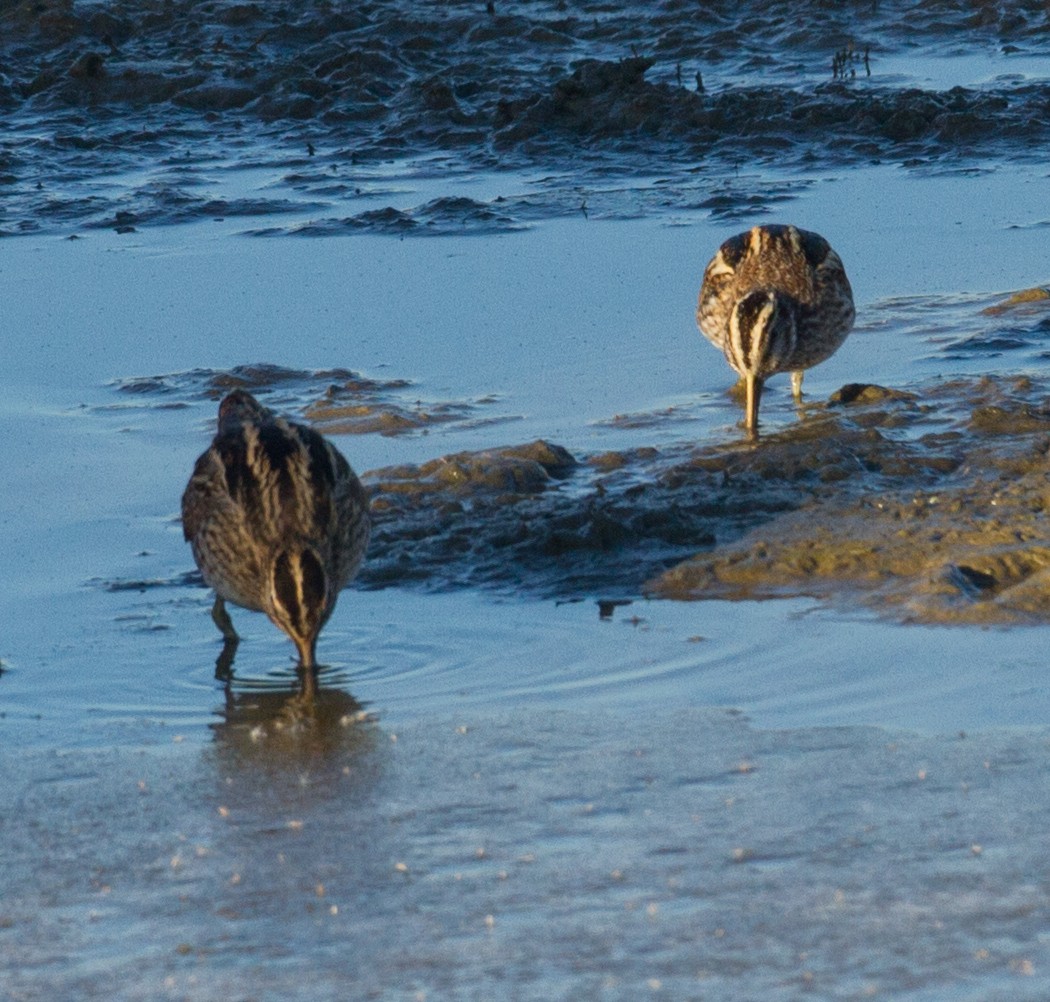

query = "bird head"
[
  {"left": 266, "top": 545, "right": 331, "bottom": 668},
  {"left": 725, "top": 289, "right": 798, "bottom": 380},
  {"left": 726, "top": 289, "right": 800, "bottom": 436}
]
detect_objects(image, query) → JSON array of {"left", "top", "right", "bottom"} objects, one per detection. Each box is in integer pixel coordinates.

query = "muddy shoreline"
[
  {"left": 7, "top": 9, "right": 1050, "bottom": 986},
  {"left": 101, "top": 355, "right": 1050, "bottom": 623},
  {"left": 7, "top": 1, "right": 1050, "bottom": 236},
  {"left": 360, "top": 372, "right": 1050, "bottom": 624}
]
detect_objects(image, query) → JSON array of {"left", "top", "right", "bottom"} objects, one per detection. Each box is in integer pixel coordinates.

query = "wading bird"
[
  {"left": 182, "top": 390, "right": 370, "bottom": 690},
  {"left": 697, "top": 224, "right": 855, "bottom": 436}
]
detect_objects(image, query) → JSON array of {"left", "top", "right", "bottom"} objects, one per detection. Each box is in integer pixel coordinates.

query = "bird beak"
[{"left": 745, "top": 375, "right": 762, "bottom": 436}]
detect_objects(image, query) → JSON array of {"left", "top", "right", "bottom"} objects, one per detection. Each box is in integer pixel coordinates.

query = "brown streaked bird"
[
  {"left": 182, "top": 390, "right": 370, "bottom": 684},
  {"left": 697, "top": 224, "right": 855, "bottom": 435}
]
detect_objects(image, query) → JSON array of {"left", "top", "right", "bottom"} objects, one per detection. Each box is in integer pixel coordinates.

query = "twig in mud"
[{"left": 832, "top": 42, "right": 871, "bottom": 80}]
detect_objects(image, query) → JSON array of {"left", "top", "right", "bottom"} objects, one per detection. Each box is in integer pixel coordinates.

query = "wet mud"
[
  {"left": 648, "top": 379, "right": 1050, "bottom": 623},
  {"left": 6, "top": 0, "right": 1050, "bottom": 235},
  {"left": 110, "top": 362, "right": 517, "bottom": 436},
  {"left": 366, "top": 374, "right": 1050, "bottom": 624}
]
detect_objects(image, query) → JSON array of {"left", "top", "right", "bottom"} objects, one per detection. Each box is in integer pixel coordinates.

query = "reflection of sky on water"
[
  {"left": 3, "top": 158, "right": 1050, "bottom": 755},
  {"left": 874, "top": 50, "right": 1050, "bottom": 90}
]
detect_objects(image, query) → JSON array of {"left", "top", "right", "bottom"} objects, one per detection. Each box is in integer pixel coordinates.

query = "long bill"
[
  {"left": 744, "top": 374, "right": 763, "bottom": 437},
  {"left": 294, "top": 635, "right": 320, "bottom": 698}
]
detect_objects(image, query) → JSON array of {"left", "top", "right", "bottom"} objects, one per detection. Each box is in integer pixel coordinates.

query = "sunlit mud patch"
[
  {"left": 650, "top": 374, "right": 1050, "bottom": 624},
  {"left": 305, "top": 382, "right": 512, "bottom": 436},
  {"left": 362, "top": 439, "right": 657, "bottom": 592},
  {"left": 108, "top": 363, "right": 517, "bottom": 435},
  {"left": 363, "top": 407, "right": 925, "bottom": 597},
  {"left": 361, "top": 392, "right": 942, "bottom": 597},
  {"left": 358, "top": 373, "right": 1050, "bottom": 624},
  {"left": 102, "top": 361, "right": 1050, "bottom": 623}
]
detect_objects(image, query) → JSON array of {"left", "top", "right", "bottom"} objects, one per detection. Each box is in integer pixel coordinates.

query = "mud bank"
[
  {"left": 104, "top": 355, "right": 1050, "bottom": 623},
  {"left": 7, "top": 0, "right": 1050, "bottom": 236},
  {"left": 650, "top": 374, "right": 1050, "bottom": 624},
  {"left": 363, "top": 374, "right": 1050, "bottom": 624}
]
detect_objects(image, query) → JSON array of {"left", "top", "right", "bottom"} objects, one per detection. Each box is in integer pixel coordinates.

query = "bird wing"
[
  {"left": 181, "top": 449, "right": 227, "bottom": 542},
  {"left": 696, "top": 231, "right": 750, "bottom": 344}
]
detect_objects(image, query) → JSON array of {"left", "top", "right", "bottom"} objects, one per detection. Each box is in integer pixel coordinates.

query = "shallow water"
[
  {"left": 7, "top": 710, "right": 1050, "bottom": 1001},
  {"left": 5, "top": 2, "right": 1050, "bottom": 998},
  {"left": 6, "top": 196, "right": 1050, "bottom": 998}
]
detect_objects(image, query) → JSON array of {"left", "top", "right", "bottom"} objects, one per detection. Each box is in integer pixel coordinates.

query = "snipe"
[
  {"left": 697, "top": 224, "right": 855, "bottom": 435},
  {"left": 182, "top": 390, "right": 370, "bottom": 686}
]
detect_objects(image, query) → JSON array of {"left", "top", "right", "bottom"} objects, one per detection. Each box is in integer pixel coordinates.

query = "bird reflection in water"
[
  {"left": 213, "top": 633, "right": 325, "bottom": 697},
  {"left": 210, "top": 638, "right": 379, "bottom": 777}
]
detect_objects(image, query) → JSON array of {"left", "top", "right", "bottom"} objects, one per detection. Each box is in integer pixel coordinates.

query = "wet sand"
[{"left": 5, "top": 707, "right": 1050, "bottom": 1000}]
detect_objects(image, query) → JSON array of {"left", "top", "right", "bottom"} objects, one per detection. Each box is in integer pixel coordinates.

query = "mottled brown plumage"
[
  {"left": 182, "top": 390, "right": 370, "bottom": 678},
  {"left": 697, "top": 224, "right": 855, "bottom": 435}
]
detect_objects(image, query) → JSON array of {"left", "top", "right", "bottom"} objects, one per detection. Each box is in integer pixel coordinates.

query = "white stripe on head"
[
  {"left": 727, "top": 290, "right": 797, "bottom": 378},
  {"left": 727, "top": 290, "right": 774, "bottom": 375}
]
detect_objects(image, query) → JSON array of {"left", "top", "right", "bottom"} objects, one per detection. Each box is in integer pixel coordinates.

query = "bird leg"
[
  {"left": 214, "top": 638, "right": 238, "bottom": 683},
  {"left": 791, "top": 370, "right": 804, "bottom": 400},
  {"left": 211, "top": 596, "right": 240, "bottom": 643}
]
